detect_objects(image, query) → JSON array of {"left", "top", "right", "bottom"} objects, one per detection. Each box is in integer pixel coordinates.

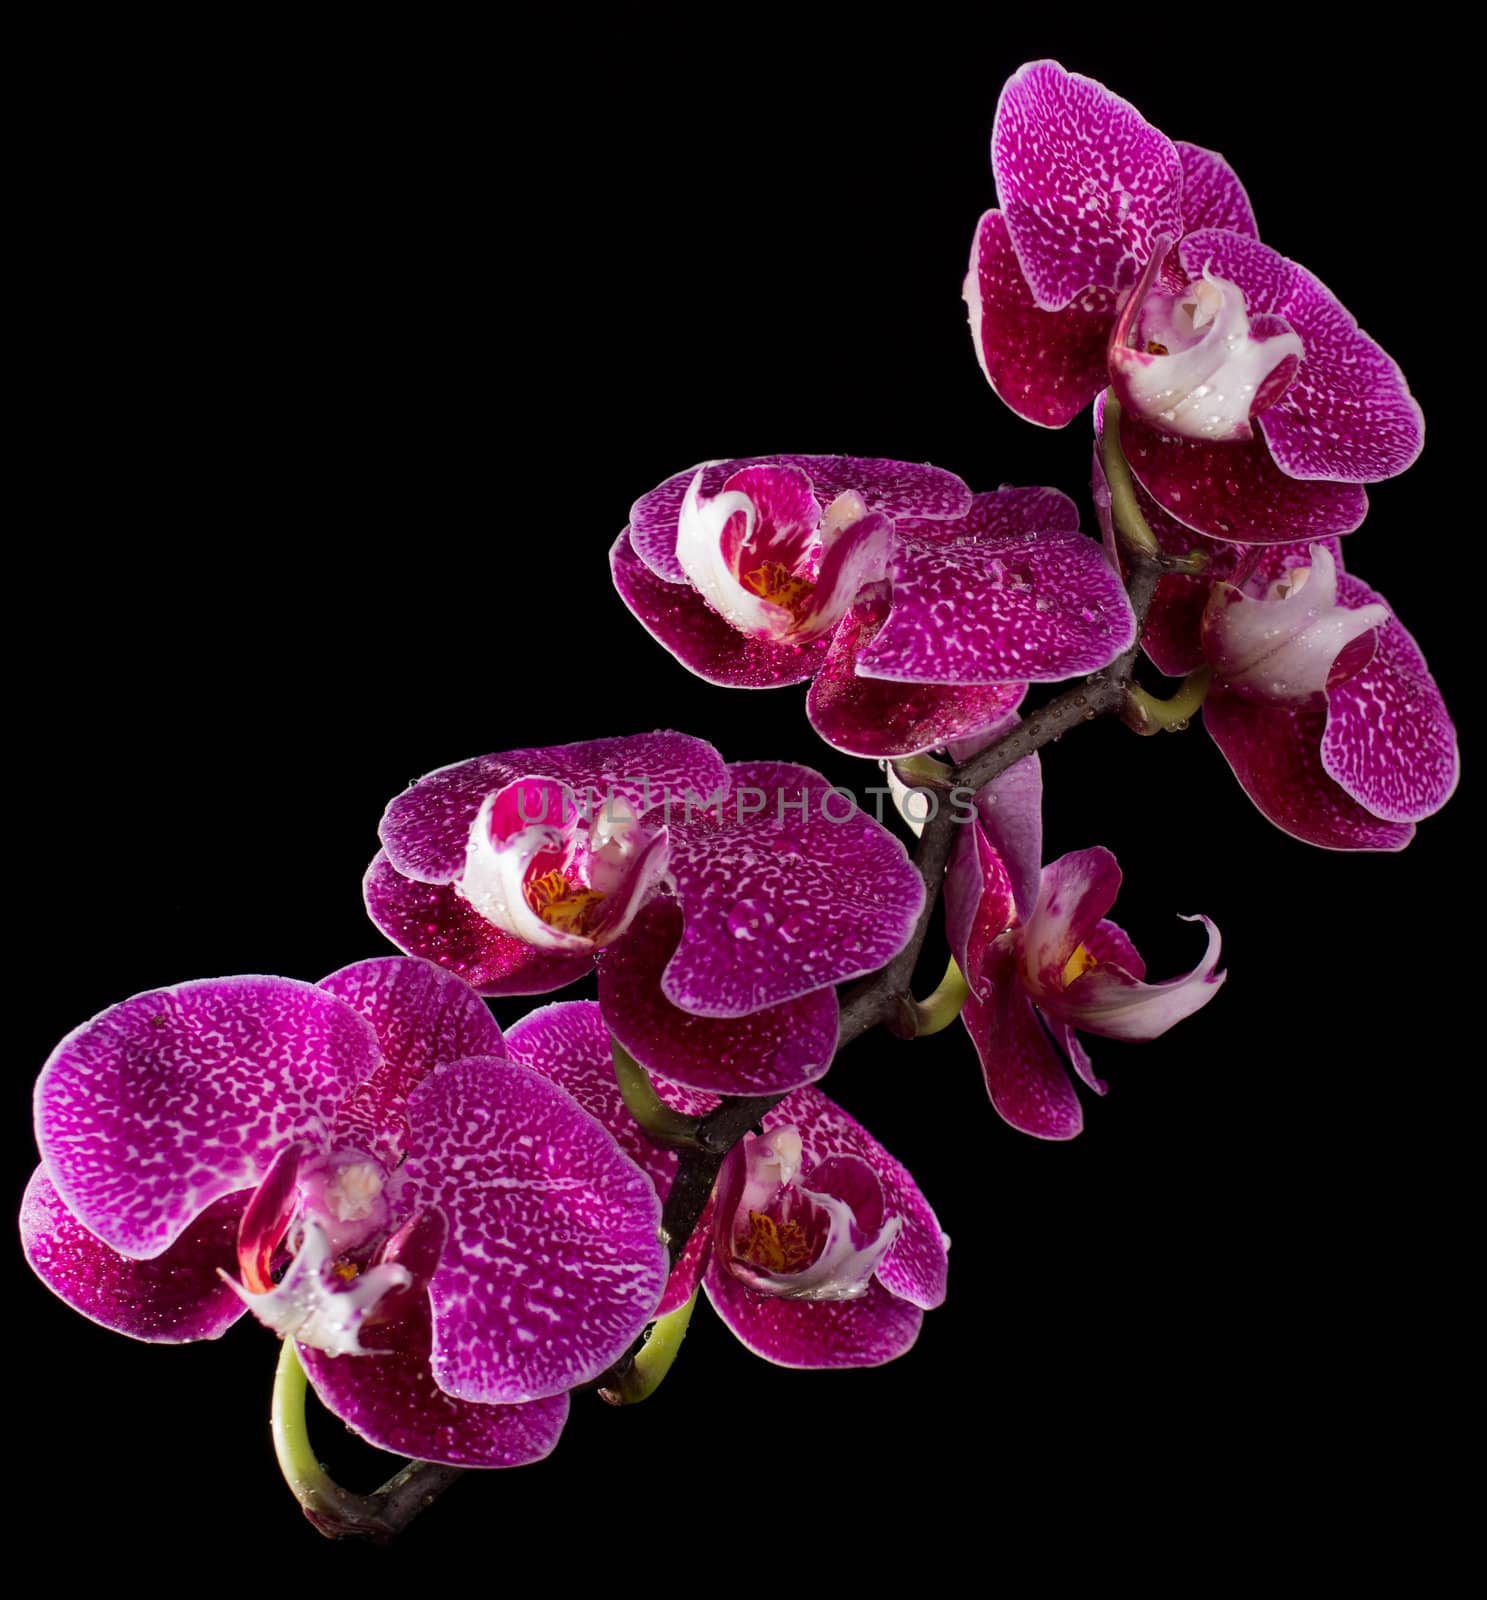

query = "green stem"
[
  {"left": 1124, "top": 666, "right": 1212, "bottom": 735},
  {"left": 891, "top": 753, "right": 952, "bottom": 787},
  {"left": 911, "top": 955, "right": 971, "bottom": 1035},
  {"left": 270, "top": 1340, "right": 465, "bottom": 1542},
  {"left": 1099, "top": 393, "right": 1159, "bottom": 557},
  {"left": 612, "top": 1038, "right": 703, "bottom": 1146},
  {"left": 598, "top": 1290, "right": 699, "bottom": 1405}
]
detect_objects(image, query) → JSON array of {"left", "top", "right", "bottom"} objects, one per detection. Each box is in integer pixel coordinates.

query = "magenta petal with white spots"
[
  {"left": 598, "top": 900, "right": 838, "bottom": 1096},
  {"left": 962, "top": 959, "right": 1083, "bottom": 1141},
  {"left": 971, "top": 749, "right": 1045, "bottom": 924},
  {"left": 379, "top": 733, "right": 728, "bottom": 885},
  {"left": 993, "top": 59, "right": 1184, "bottom": 309},
  {"left": 1119, "top": 407, "right": 1368, "bottom": 544},
  {"left": 1203, "top": 690, "right": 1414, "bottom": 850},
  {"left": 806, "top": 584, "right": 1026, "bottom": 757},
  {"left": 35, "top": 977, "right": 381, "bottom": 1259},
  {"left": 503, "top": 997, "right": 717, "bottom": 1204},
  {"left": 965, "top": 209, "right": 1114, "bottom": 427},
  {"left": 320, "top": 956, "right": 507, "bottom": 1160},
  {"left": 1320, "top": 575, "right": 1458, "bottom": 823},
  {"left": 21, "top": 1167, "right": 247, "bottom": 1343},
  {"left": 661, "top": 760, "right": 925, "bottom": 1017},
  {"left": 1042, "top": 917, "right": 1225, "bottom": 1042},
  {"left": 704, "top": 1256, "right": 923, "bottom": 1369},
  {"left": 364, "top": 852, "right": 597, "bottom": 996},
  {"left": 630, "top": 455, "right": 971, "bottom": 583},
  {"left": 858, "top": 489, "right": 1134, "bottom": 684},
  {"left": 1175, "top": 142, "right": 1257, "bottom": 237},
  {"left": 300, "top": 1299, "right": 569, "bottom": 1469},
  {"left": 1178, "top": 231, "right": 1423, "bottom": 484},
  {"left": 401, "top": 1055, "right": 667, "bottom": 1403},
  {"left": 765, "top": 1088, "right": 948, "bottom": 1311},
  {"left": 611, "top": 528, "right": 828, "bottom": 688}
]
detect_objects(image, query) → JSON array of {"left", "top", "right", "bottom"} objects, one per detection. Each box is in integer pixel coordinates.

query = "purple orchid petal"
[
  {"left": 1084, "top": 917, "right": 1147, "bottom": 979},
  {"left": 944, "top": 820, "right": 1017, "bottom": 1003},
  {"left": 1053, "top": 1021, "right": 1104, "bottom": 1095},
  {"left": 630, "top": 456, "right": 971, "bottom": 583},
  {"left": 1203, "top": 688, "right": 1415, "bottom": 850},
  {"left": 704, "top": 1253, "right": 923, "bottom": 1368},
  {"left": 1203, "top": 544, "right": 1387, "bottom": 702},
  {"left": 1119, "top": 407, "right": 1368, "bottom": 544},
  {"left": 1021, "top": 847, "right": 1123, "bottom": 993},
  {"left": 1179, "top": 231, "right": 1423, "bottom": 484},
  {"left": 765, "top": 1088, "right": 948, "bottom": 1311},
  {"left": 364, "top": 852, "right": 597, "bottom": 996},
  {"left": 379, "top": 732, "right": 727, "bottom": 885},
  {"left": 35, "top": 977, "right": 382, "bottom": 1259},
  {"left": 964, "top": 209, "right": 1114, "bottom": 427},
  {"left": 1175, "top": 142, "right": 1257, "bottom": 237},
  {"left": 806, "top": 583, "right": 1026, "bottom": 757},
  {"left": 598, "top": 900, "right": 839, "bottom": 1096},
  {"left": 1041, "top": 915, "right": 1225, "bottom": 1042},
  {"left": 971, "top": 748, "right": 1045, "bottom": 924},
  {"left": 858, "top": 489, "right": 1134, "bottom": 684},
  {"left": 319, "top": 956, "right": 507, "bottom": 1163},
  {"left": 962, "top": 965, "right": 1083, "bottom": 1141},
  {"left": 300, "top": 1298, "right": 569, "bottom": 1469},
  {"left": 1320, "top": 575, "right": 1459, "bottom": 824},
  {"left": 21, "top": 1167, "right": 247, "bottom": 1343},
  {"left": 400, "top": 1054, "right": 667, "bottom": 1403},
  {"left": 503, "top": 997, "right": 716, "bottom": 1204},
  {"left": 661, "top": 760, "right": 925, "bottom": 1017},
  {"left": 992, "top": 59, "right": 1184, "bottom": 310}
]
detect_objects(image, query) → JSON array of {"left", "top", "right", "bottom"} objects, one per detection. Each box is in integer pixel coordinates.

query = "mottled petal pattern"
[
  {"left": 21, "top": 1167, "right": 247, "bottom": 1343},
  {"left": 35, "top": 977, "right": 381, "bottom": 1258},
  {"left": 1175, "top": 142, "right": 1257, "bottom": 237},
  {"left": 993, "top": 59, "right": 1184, "bottom": 308},
  {"left": 598, "top": 900, "right": 839, "bottom": 1096},
  {"left": 661, "top": 761, "right": 925, "bottom": 1017},
  {"left": 364, "top": 852, "right": 597, "bottom": 996},
  {"left": 401, "top": 1055, "right": 667, "bottom": 1403},
  {"left": 300, "top": 1300, "right": 570, "bottom": 1469}
]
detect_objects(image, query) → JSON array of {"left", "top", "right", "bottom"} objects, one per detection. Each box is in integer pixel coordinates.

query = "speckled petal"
[
  {"left": 705, "top": 1254, "right": 923, "bottom": 1368},
  {"left": 21, "top": 1167, "right": 247, "bottom": 1342},
  {"left": 630, "top": 456, "right": 971, "bottom": 583},
  {"left": 503, "top": 997, "right": 717, "bottom": 1204},
  {"left": 944, "top": 820, "right": 1017, "bottom": 1003},
  {"left": 1179, "top": 231, "right": 1423, "bottom": 483},
  {"left": 611, "top": 527, "right": 829, "bottom": 688},
  {"left": 1203, "top": 689, "right": 1414, "bottom": 850},
  {"left": 300, "top": 1299, "right": 569, "bottom": 1469},
  {"left": 859, "top": 491, "right": 1134, "bottom": 683},
  {"left": 1022, "top": 847, "right": 1123, "bottom": 992},
  {"left": 806, "top": 585, "right": 1026, "bottom": 757},
  {"left": 1119, "top": 407, "right": 1368, "bottom": 543},
  {"left": 400, "top": 1055, "right": 667, "bottom": 1403},
  {"left": 35, "top": 977, "right": 382, "bottom": 1259},
  {"left": 1041, "top": 916, "right": 1225, "bottom": 1042},
  {"left": 1176, "top": 143, "right": 1257, "bottom": 236},
  {"left": 765, "top": 1088, "right": 948, "bottom": 1310},
  {"left": 962, "top": 965, "right": 1083, "bottom": 1140},
  {"left": 379, "top": 733, "right": 727, "bottom": 884},
  {"left": 993, "top": 59, "right": 1184, "bottom": 309},
  {"left": 364, "top": 852, "right": 596, "bottom": 996},
  {"left": 1320, "top": 575, "right": 1458, "bottom": 823},
  {"left": 971, "top": 746, "right": 1045, "bottom": 924},
  {"left": 661, "top": 760, "right": 925, "bottom": 1017},
  {"left": 965, "top": 209, "right": 1114, "bottom": 427},
  {"left": 319, "top": 956, "right": 507, "bottom": 1162},
  {"left": 598, "top": 900, "right": 838, "bottom": 1096}
]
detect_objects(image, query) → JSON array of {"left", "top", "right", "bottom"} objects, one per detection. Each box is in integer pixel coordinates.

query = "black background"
[{"left": 15, "top": 19, "right": 1470, "bottom": 1573}]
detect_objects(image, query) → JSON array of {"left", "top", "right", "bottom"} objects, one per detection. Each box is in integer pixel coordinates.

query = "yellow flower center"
[
  {"left": 1060, "top": 942, "right": 1099, "bottom": 987},
  {"left": 741, "top": 560, "right": 815, "bottom": 623},
  {"left": 738, "top": 1210, "right": 815, "bottom": 1274},
  {"left": 525, "top": 868, "right": 606, "bottom": 934}
]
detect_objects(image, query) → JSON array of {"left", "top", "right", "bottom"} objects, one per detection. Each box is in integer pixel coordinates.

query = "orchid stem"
[
  {"left": 1124, "top": 667, "right": 1212, "bottom": 735},
  {"left": 270, "top": 1339, "right": 464, "bottom": 1542},
  {"left": 612, "top": 1038, "right": 704, "bottom": 1146},
  {"left": 1099, "top": 392, "right": 1159, "bottom": 558},
  {"left": 911, "top": 955, "right": 971, "bottom": 1035},
  {"left": 598, "top": 1290, "right": 698, "bottom": 1405}
]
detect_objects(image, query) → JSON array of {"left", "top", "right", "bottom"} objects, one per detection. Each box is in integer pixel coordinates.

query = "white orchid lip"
[
  {"left": 1110, "top": 257, "right": 1304, "bottom": 443},
  {"left": 1202, "top": 544, "right": 1389, "bottom": 702}
]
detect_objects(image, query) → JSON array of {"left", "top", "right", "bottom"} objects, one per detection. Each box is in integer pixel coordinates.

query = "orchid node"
[
  {"left": 598, "top": 1289, "right": 699, "bottom": 1405},
  {"left": 912, "top": 956, "right": 972, "bottom": 1036},
  {"left": 1123, "top": 667, "right": 1213, "bottom": 736},
  {"left": 612, "top": 1037, "right": 705, "bottom": 1146},
  {"left": 892, "top": 753, "right": 954, "bottom": 789}
]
